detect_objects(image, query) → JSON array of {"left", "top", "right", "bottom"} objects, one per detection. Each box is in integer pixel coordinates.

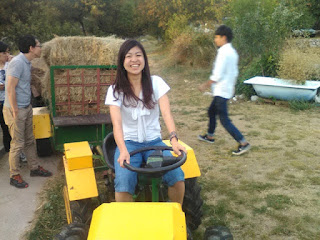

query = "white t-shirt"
[
  {"left": 0, "top": 62, "right": 8, "bottom": 102},
  {"left": 209, "top": 43, "right": 239, "bottom": 99},
  {"left": 105, "top": 75, "right": 170, "bottom": 142}
]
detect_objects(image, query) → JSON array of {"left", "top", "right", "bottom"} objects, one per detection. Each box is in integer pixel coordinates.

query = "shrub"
[
  {"left": 165, "top": 14, "right": 189, "bottom": 42},
  {"left": 236, "top": 53, "right": 279, "bottom": 97},
  {"left": 169, "top": 29, "right": 215, "bottom": 67},
  {"left": 277, "top": 40, "right": 320, "bottom": 84}
]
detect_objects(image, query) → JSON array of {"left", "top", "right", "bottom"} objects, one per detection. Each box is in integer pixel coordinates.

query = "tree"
[
  {"left": 306, "top": 0, "right": 320, "bottom": 29},
  {"left": 227, "top": 0, "right": 315, "bottom": 60},
  {"left": 136, "top": 0, "right": 230, "bottom": 38},
  {"left": 48, "top": 0, "right": 105, "bottom": 36}
]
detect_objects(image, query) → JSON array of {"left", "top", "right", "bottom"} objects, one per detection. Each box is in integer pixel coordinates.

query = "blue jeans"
[
  {"left": 114, "top": 137, "right": 185, "bottom": 195},
  {"left": 208, "top": 96, "right": 245, "bottom": 143}
]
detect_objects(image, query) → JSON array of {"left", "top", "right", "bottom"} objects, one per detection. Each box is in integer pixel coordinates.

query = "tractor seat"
[{"left": 102, "top": 132, "right": 116, "bottom": 170}]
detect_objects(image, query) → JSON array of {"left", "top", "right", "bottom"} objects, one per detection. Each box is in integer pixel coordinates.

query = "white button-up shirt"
[
  {"left": 105, "top": 75, "right": 170, "bottom": 142},
  {"left": 209, "top": 43, "right": 239, "bottom": 99}
]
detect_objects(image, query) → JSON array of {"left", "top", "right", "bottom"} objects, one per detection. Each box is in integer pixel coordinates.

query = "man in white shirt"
[{"left": 198, "top": 25, "right": 250, "bottom": 155}]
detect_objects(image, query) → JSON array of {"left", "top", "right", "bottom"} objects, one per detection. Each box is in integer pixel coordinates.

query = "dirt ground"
[{"left": 146, "top": 39, "right": 320, "bottom": 239}]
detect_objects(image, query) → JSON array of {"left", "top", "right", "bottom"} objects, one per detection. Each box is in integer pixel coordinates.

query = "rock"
[{"left": 251, "top": 95, "right": 259, "bottom": 101}]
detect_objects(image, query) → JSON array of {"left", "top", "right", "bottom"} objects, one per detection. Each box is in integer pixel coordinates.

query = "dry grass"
[
  {"left": 277, "top": 39, "right": 320, "bottom": 84},
  {"left": 147, "top": 40, "right": 320, "bottom": 240}
]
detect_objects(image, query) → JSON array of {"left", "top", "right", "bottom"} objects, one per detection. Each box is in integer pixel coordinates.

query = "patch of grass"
[
  {"left": 253, "top": 205, "right": 268, "bottom": 214},
  {"left": 265, "top": 134, "right": 281, "bottom": 140},
  {"left": 205, "top": 200, "right": 245, "bottom": 227},
  {"left": 282, "top": 139, "right": 297, "bottom": 147},
  {"left": 290, "top": 160, "right": 308, "bottom": 171},
  {"left": 247, "top": 130, "right": 261, "bottom": 137},
  {"left": 265, "top": 194, "right": 292, "bottom": 210},
  {"left": 239, "top": 181, "right": 274, "bottom": 193},
  {"left": 266, "top": 167, "right": 287, "bottom": 180},
  {"left": 283, "top": 150, "right": 298, "bottom": 159},
  {"left": 308, "top": 176, "right": 320, "bottom": 185},
  {"left": 289, "top": 100, "right": 316, "bottom": 111},
  {"left": 258, "top": 122, "right": 278, "bottom": 131},
  {"left": 26, "top": 175, "right": 66, "bottom": 240}
]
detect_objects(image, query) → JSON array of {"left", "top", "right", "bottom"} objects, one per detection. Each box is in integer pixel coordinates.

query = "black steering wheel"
[
  {"left": 123, "top": 146, "right": 187, "bottom": 175},
  {"left": 103, "top": 132, "right": 187, "bottom": 175}
]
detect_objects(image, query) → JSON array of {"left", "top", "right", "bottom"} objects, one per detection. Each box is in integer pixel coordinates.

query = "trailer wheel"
[
  {"left": 183, "top": 178, "right": 203, "bottom": 231},
  {"left": 36, "top": 138, "right": 52, "bottom": 157},
  {"left": 54, "top": 223, "right": 88, "bottom": 240}
]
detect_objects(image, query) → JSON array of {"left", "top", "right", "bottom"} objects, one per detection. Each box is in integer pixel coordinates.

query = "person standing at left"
[
  {"left": 3, "top": 35, "right": 52, "bottom": 188},
  {"left": 0, "top": 41, "right": 12, "bottom": 152}
]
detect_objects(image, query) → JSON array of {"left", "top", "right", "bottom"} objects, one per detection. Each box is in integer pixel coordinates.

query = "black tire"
[
  {"left": 187, "top": 227, "right": 193, "bottom": 240},
  {"left": 36, "top": 138, "right": 53, "bottom": 157},
  {"left": 204, "top": 226, "right": 233, "bottom": 240},
  {"left": 54, "top": 223, "right": 88, "bottom": 240},
  {"left": 183, "top": 178, "right": 203, "bottom": 231},
  {"left": 70, "top": 199, "right": 94, "bottom": 225}
]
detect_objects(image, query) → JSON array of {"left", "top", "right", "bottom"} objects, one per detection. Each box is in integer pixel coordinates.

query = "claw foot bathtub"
[{"left": 244, "top": 76, "right": 320, "bottom": 101}]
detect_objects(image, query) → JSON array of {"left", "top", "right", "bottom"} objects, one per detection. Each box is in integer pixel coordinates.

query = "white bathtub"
[{"left": 244, "top": 76, "right": 320, "bottom": 101}]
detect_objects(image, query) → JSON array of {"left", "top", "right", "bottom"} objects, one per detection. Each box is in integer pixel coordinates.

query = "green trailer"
[{"left": 49, "top": 65, "right": 116, "bottom": 169}]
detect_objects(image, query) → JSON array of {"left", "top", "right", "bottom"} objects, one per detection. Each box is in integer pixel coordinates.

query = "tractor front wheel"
[
  {"left": 183, "top": 177, "right": 203, "bottom": 231},
  {"left": 64, "top": 186, "right": 94, "bottom": 225},
  {"left": 54, "top": 223, "right": 88, "bottom": 240}
]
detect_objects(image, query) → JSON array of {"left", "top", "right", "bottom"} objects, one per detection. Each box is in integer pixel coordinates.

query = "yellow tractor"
[
  {"left": 55, "top": 132, "right": 204, "bottom": 240},
  {"left": 32, "top": 64, "right": 233, "bottom": 240}
]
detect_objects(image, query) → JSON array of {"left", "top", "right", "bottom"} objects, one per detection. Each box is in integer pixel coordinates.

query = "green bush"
[
  {"left": 236, "top": 52, "right": 279, "bottom": 97},
  {"left": 169, "top": 29, "right": 215, "bottom": 67},
  {"left": 165, "top": 14, "right": 189, "bottom": 42}
]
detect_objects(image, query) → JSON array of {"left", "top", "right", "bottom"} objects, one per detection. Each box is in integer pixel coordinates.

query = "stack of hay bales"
[{"left": 31, "top": 36, "right": 124, "bottom": 116}]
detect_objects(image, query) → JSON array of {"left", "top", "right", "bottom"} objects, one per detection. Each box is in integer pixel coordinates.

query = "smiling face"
[{"left": 123, "top": 46, "right": 145, "bottom": 78}]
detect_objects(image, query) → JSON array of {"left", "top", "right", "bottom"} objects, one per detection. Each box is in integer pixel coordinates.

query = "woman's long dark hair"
[{"left": 113, "top": 39, "right": 155, "bottom": 109}]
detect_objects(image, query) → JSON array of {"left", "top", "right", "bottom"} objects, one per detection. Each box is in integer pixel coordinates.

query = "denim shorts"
[{"left": 114, "top": 137, "right": 185, "bottom": 195}]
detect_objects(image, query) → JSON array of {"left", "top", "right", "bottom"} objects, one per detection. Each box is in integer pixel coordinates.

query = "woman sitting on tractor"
[{"left": 105, "top": 39, "right": 186, "bottom": 204}]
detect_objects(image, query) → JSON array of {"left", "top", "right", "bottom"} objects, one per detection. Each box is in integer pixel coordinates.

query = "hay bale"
[
  {"left": 31, "top": 36, "right": 123, "bottom": 116},
  {"left": 31, "top": 58, "right": 48, "bottom": 97},
  {"left": 42, "top": 36, "right": 124, "bottom": 66}
]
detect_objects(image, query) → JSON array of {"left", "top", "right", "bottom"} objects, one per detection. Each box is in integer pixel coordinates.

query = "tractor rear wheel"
[
  {"left": 183, "top": 177, "right": 203, "bottom": 231},
  {"left": 54, "top": 223, "right": 88, "bottom": 240}
]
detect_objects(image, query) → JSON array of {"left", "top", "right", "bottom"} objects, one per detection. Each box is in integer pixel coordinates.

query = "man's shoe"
[
  {"left": 30, "top": 166, "right": 52, "bottom": 177},
  {"left": 232, "top": 143, "right": 251, "bottom": 155},
  {"left": 198, "top": 134, "right": 215, "bottom": 143},
  {"left": 10, "top": 174, "right": 29, "bottom": 188}
]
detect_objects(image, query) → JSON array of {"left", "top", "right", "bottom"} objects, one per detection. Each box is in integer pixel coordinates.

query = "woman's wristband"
[{"left": 169, "top": 131, "right": 178, "bottom": 143}]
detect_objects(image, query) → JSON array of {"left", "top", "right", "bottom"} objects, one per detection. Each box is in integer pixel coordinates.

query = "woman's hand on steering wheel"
[
  {"left": 171, "top": 138, "right": 187, "bottom": 156},
  {"left": 118, "top": 149, "right": 130, "bottom": 168}
]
